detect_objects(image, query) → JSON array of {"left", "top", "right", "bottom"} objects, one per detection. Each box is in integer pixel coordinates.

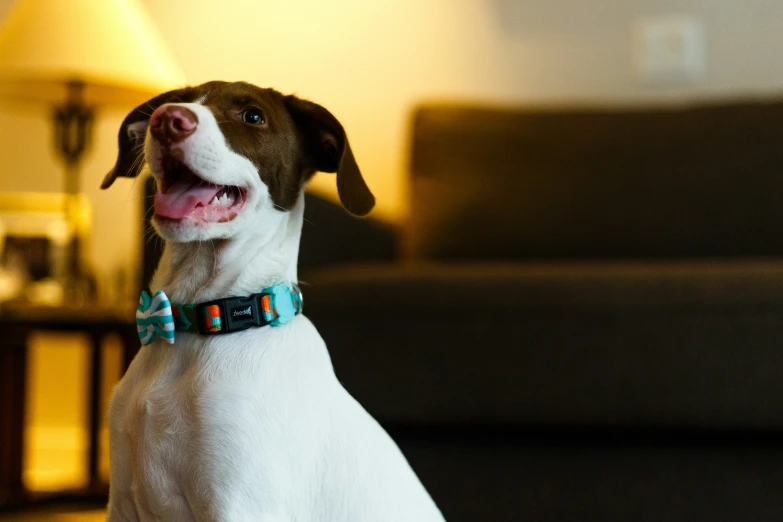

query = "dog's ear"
[
  {"left": 101, "top": 88, "right": 185, "bottom": 190},
  {"left": 283, "top": 96, "right": 375, "bottom": 216}
]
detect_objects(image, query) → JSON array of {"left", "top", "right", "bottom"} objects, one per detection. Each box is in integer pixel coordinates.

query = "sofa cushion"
[
  {"left": 304, "top": 260, "right": 783, "bottom": 430},
  {"left": 407, "top": 102, "right": 783, "bottom": 260}
]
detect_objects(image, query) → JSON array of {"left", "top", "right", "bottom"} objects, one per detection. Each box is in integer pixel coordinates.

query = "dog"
[{"left": 102, "top": 81, "right": 446, "bottom": 522}]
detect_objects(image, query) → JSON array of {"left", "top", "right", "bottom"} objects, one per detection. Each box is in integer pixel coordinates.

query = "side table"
[{"left": 0, "top": 306, "right": 139, "bottom": 509}]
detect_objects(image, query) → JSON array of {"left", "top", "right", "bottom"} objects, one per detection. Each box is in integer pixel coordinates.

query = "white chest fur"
[{"left": 107, "top": 316, "right": 444, "bottom": 522}]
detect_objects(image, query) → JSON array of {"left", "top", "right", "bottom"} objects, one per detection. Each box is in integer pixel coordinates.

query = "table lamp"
[{"left": 0, "top": 0, "right": 186, "bottom": 284}]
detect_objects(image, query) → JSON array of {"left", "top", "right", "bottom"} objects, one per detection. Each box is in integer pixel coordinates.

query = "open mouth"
[{"left": 154, "top": 157, "right": 245, "bottom": 223}]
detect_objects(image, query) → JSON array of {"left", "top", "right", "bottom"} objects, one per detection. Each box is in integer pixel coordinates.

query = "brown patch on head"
[
  {"left": 103, "top": 81, "right": 374, "bottom": 216},
  {"left": 198, "top": 82, "right": 305, "bottom": 211}
]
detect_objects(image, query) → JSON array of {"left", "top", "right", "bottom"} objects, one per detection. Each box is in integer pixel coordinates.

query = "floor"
[{"left": 0, "top": 507, "right": 105, "bottom": 522}]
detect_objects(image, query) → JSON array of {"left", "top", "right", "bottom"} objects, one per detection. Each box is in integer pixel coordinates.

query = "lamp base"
[{"left": 53, "top": 81, "right": 94, "bottom": 287}]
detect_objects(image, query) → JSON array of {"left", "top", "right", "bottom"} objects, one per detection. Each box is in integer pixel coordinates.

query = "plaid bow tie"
[{"left": 136, "top": 290, "right": 176, "bottom": 346}]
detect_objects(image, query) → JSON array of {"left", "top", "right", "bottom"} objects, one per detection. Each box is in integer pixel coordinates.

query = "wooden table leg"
[
  {"left": 122, "top": 332, "right": 140, "bottom": 374},
  {"left": 87, "top": 332, "right": 103, "bottom": 491},
  {"left": 0, "top": 331, "right": 28, "bottom": 507}
]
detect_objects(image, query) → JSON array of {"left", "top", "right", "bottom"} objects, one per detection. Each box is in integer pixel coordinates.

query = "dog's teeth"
[{"left": 211, "top": 196, "right": 219, "bottom": 205}]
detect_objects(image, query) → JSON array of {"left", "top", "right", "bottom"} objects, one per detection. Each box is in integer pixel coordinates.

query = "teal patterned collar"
[{"left": 136, "top": 283, "right": 303, "bottom": 346}]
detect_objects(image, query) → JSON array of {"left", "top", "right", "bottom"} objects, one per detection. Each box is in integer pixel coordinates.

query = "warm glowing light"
[
  {"left": 0, "top": 191, "right": 91, "bottom": 239},
  {"left": 24, "top": 333, "right": 91, "bottom": 492}
]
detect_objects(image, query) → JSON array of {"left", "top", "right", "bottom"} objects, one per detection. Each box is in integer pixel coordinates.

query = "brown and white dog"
[{"left": 102, "top": 81, "right": 445, "bottom": 522}]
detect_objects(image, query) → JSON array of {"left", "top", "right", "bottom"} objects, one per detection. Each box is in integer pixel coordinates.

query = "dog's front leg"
[
  {"left": 187, "top": 393, "right": 296, "bottom": 522},
  {"left": 191, "top": 490, "right": 289, "bottom": 522},
  {"left": 106, "top": 433, "right": 139, "bottom": 522},
  {"left": 106, "top": 502, "right": 138, "bottom": 522},
  {"left": 106, "top": 389, "right": 139, "bottom": 522},
  {"left": 196, "top": 510, "right": 288, "bottom": 522},
  {"left": 190, "top": 463, "right": 291, "bottom": 522}
]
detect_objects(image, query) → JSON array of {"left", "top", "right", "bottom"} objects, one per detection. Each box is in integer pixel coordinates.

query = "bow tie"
[
  {"left": 136, "top": 290, "right": 175, "bottom": 346},
  {"left": 136, "top": 284, "right": 303, "bottom": 347}
]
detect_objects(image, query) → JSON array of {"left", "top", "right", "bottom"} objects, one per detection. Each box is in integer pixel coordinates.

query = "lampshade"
[{"left": 0, "top": 0, "right": 187, "bottom": 106}]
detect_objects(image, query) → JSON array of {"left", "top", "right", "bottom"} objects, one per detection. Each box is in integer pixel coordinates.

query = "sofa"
[{"left": 300, "top": 100, "right": 783, "bottom": 521}]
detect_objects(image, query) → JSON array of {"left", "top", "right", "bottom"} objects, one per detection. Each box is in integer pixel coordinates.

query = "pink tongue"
[{"left": 154, "top": 178, "right": 224, "bottom": 219}]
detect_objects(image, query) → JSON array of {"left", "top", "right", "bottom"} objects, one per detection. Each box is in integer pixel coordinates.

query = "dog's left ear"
[
  {"left": 283, "top": 96, "right": 375, "bottom": 216},
  {"left": 101, "top": 88, "right": 185, "bottom": 190}
]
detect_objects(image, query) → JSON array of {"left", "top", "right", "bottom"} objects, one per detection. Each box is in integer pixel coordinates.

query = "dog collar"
[{"left": 136, "top": 283, "right": 303, "bottom": 346}]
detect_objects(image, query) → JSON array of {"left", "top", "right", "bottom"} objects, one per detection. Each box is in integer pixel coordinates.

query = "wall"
[{"left": 1, "top": 0, "right": 783, "bottom": 283}]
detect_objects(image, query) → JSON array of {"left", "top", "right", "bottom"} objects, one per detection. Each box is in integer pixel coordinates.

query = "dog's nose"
[{"left": 149, "top": 105, "right": 198, "bottom": 143}]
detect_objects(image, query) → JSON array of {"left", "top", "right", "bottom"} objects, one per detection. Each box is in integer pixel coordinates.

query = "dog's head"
[{"left": 102, "top": 81, "right": 374, "bottom": 242}]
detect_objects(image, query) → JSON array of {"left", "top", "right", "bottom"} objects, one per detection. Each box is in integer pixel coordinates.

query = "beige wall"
[{"left": 1, "top": 0, "right": 783, "bottom": 283}]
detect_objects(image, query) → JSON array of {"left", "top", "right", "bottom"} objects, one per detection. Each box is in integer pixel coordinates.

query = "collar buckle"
[{"left": 196, "top": 294, "right": 266, "bottom": 335}]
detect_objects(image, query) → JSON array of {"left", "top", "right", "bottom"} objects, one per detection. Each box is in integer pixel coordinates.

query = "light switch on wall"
[{"left": 633, "top": 15, "right": 707, "bottom": 85}]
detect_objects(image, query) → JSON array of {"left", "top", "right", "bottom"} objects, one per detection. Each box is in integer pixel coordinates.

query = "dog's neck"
[{"left": 150, "top": 195, "right": 304, "bottom": 305}]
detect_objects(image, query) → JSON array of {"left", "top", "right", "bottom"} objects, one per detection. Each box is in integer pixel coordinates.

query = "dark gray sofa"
[{"left": 302, "top": 100, "right": 783, "bottom": 521}]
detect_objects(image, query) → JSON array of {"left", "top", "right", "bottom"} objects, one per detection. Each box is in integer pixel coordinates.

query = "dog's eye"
[{"left": 240, "top": 109, "right": 265, "bottom": 125}]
